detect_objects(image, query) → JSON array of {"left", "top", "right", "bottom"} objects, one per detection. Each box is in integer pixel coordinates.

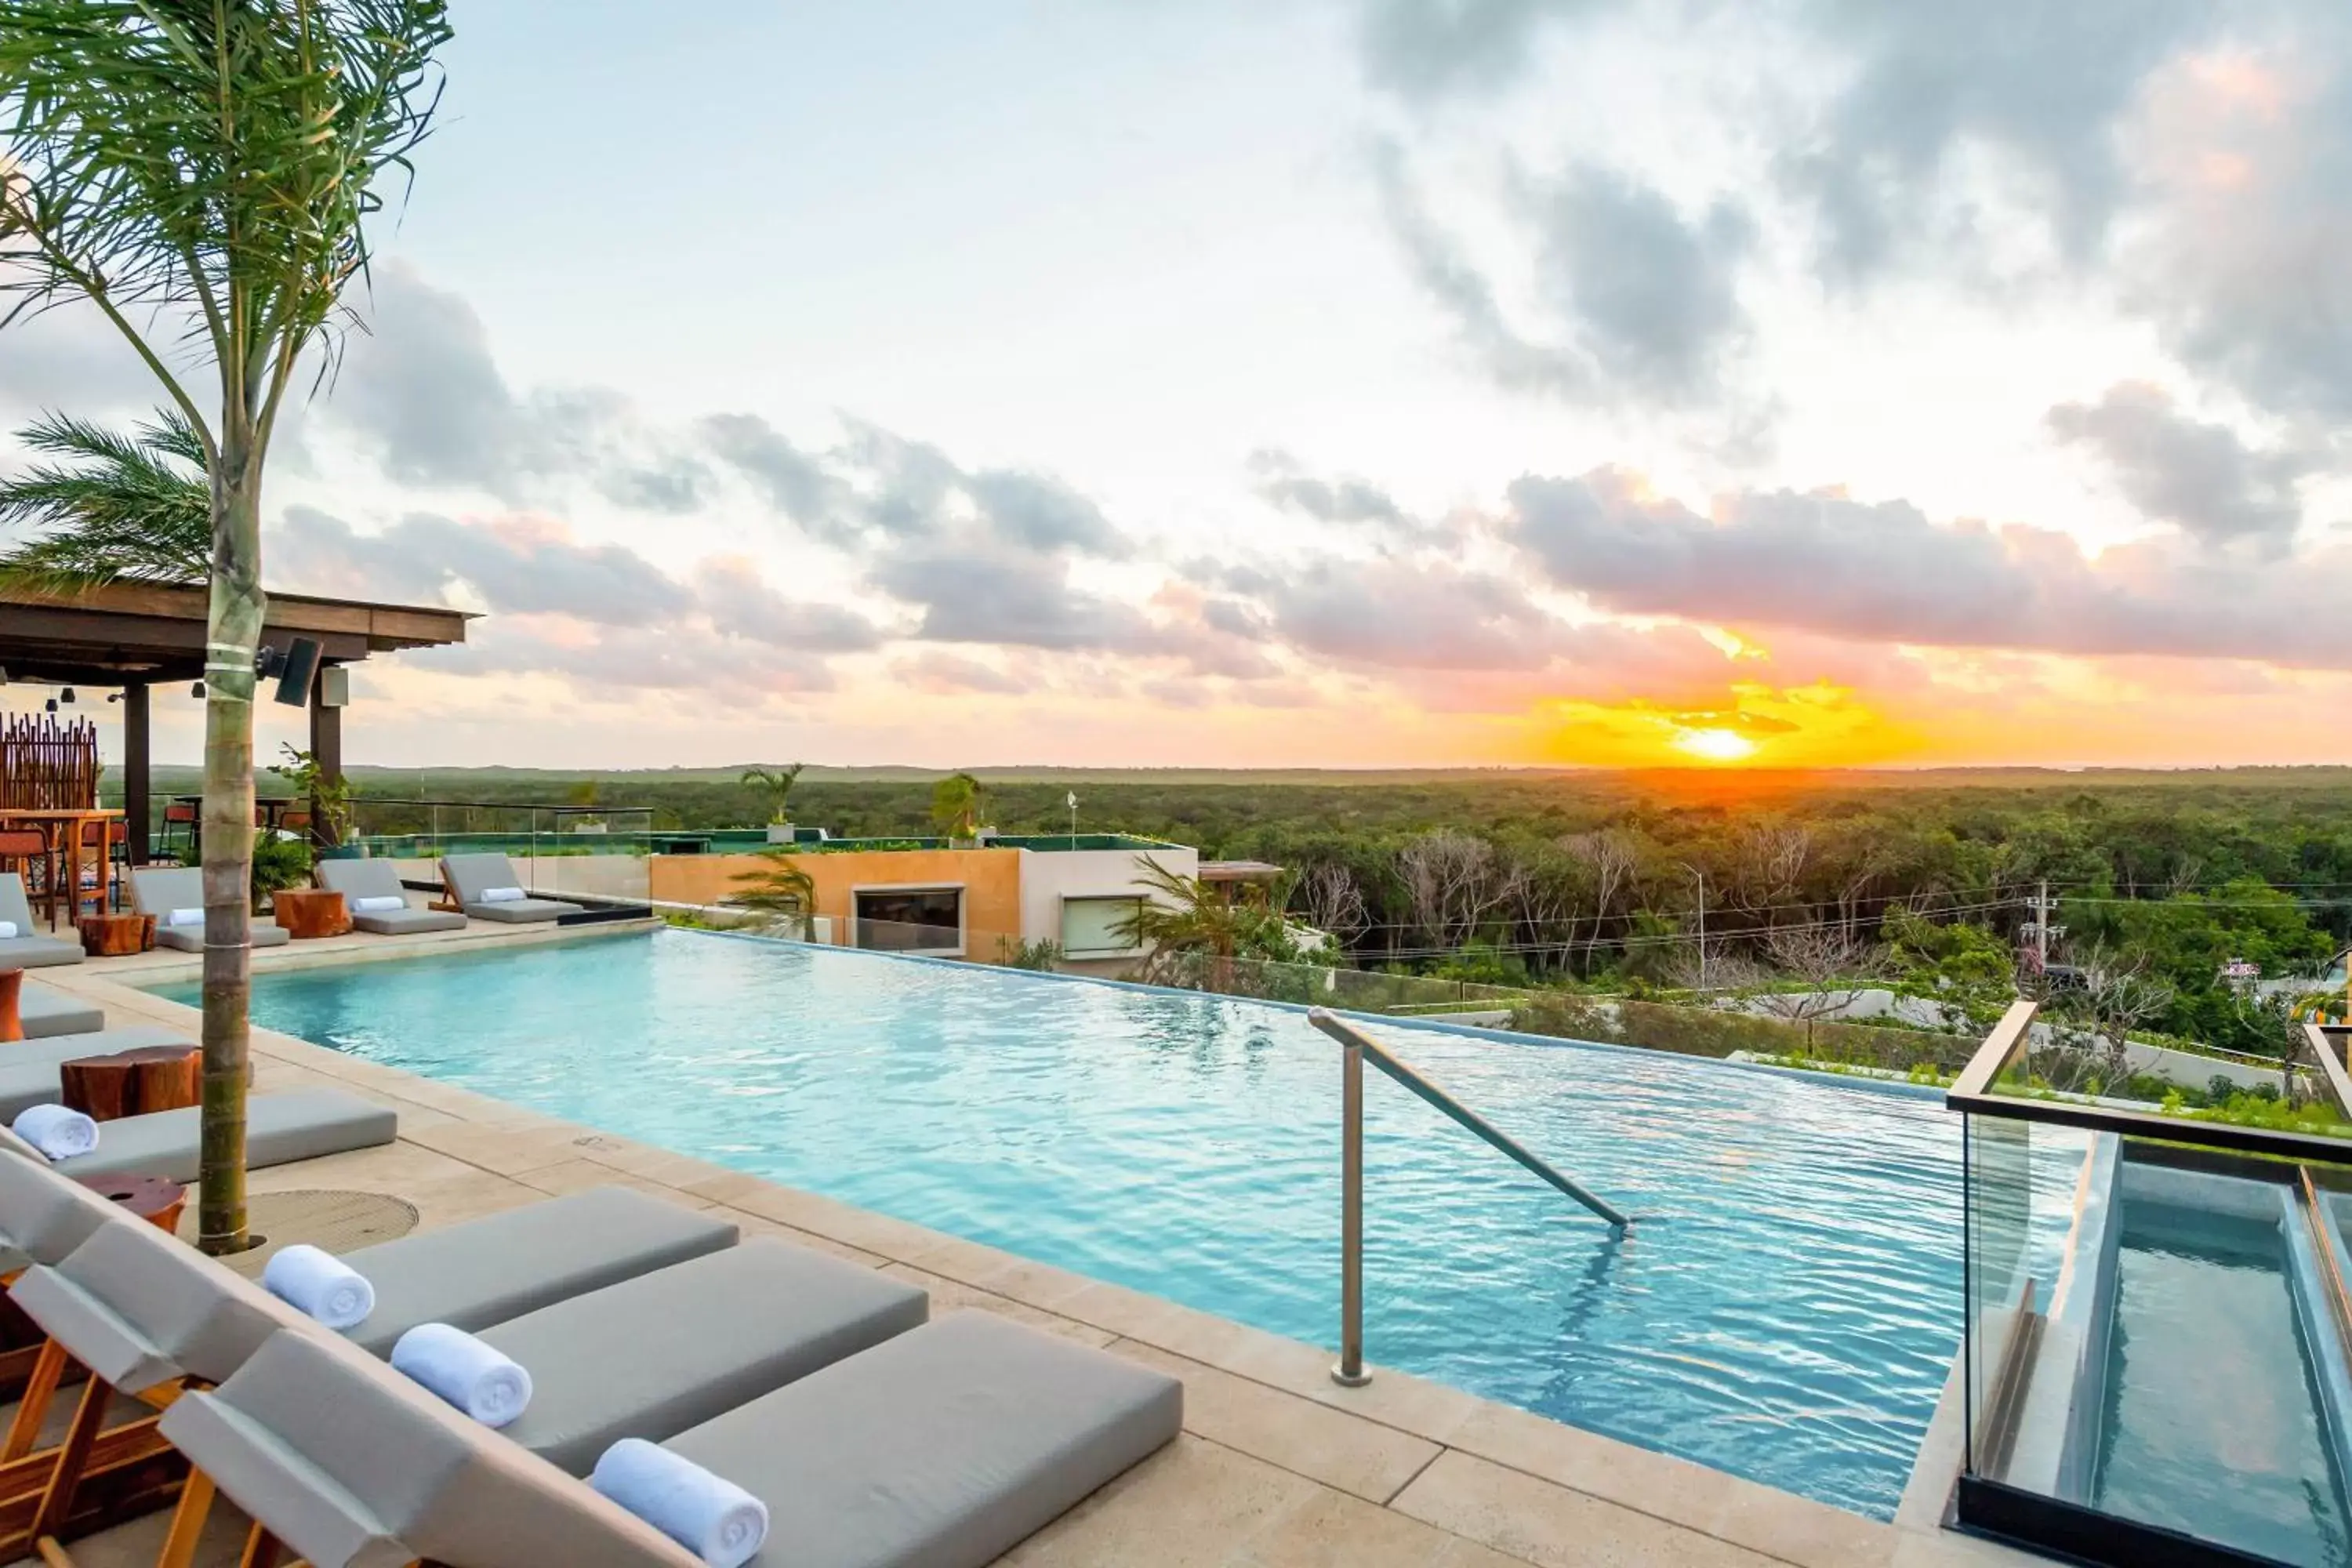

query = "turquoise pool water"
[{"left": 165, "top": 930, "right": 2061, "bottom": 1518}]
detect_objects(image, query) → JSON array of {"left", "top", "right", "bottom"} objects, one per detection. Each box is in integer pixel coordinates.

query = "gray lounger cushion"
[
  {"left": 17, "top": 983, "right": 102, "bottom": 1040},
  {"left": 339, "top": 1186, "right": 740, "bottom": 1356},
  {"left": 0, "top": 1025, "right": 198, "bottom": 1122},
  {"left": 0, "top": 877, "right": 80, "bottom": 967},
  {"left": 666, "top": 1311, "right": 1182, "bottom": 1568},
  {"left": 441, "top": 853, "right": 583, "bottom": 923},
  {"left": 154, "top": 918, "right": 289, "bottom": 953},
  {"left": 51, "top": 1087, "right": 396, "bottom": 1183},
  {"left": 132, "top": 865, "right": 290, "bottom": 951},
  {"left": 482, "top": 1237, "right": 927, "bottom": 1475},
  {"left": 163, "top": 1309, "right": 1180, "bottom": 1568},
  {"left": 316, "top": 860, "right": 468, "bottom": 935},
  {"left": 0, "top": 1145, "right": 143, "bottom": 1272}
]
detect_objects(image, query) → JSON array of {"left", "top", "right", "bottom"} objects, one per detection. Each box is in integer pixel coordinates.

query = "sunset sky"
[{"left": 5, "top": 1, "right": 2350, "bottom": 771}]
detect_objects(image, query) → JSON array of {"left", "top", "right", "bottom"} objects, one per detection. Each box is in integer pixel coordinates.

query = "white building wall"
[{"left": 1015, "top": 844, "right": 1200, "bottom": 952}]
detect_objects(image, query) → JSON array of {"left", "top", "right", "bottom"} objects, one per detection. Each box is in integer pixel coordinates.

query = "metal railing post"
[{"left": 1334, "top": 1028, "right": 1370, "bottom": 1388}]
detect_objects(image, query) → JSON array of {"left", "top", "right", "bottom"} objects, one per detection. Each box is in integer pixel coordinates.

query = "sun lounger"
[
  {"left": 16, "top": 985, "right": 101, "bottom": 1041},
  {"left": 0, "top": 1087, "right": 396, "bottom": 1184},
  {"left": 129, "top": 867, "right": 289, "bottom": 954},
  {"left": 162, "top": 1309, "right": 1183, "bottom": 1568},
  {"left": 314, "top": 859, "right": 466, "bottom": 936},
  {"left": 0, "top": 1025, "right": 198, "bottom": 1123},
  {"left": 440, "top": 852, "right": 584, "bottom": 924},
  {"left": 0, "top": 1147, "right": 146, "bottom": 1278},
  {"left": 0, "top": 876, "right": 80, "bottom": 969}
]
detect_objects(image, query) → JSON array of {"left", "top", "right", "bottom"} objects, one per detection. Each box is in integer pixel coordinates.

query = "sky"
[{"left": 5, "top": 0, "right": 2351, "bottom": 772}]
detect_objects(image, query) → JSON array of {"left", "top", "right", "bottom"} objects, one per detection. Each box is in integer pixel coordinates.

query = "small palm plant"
[
  {"left": 1113, "top": 857, "right": 1301, "bottom": 988},
  {"left": 931, "top": 771, "right": 984, "bottom": 844},
  {"left": 0, "top": 410, "right": 211, "bottom": 591},
  {"left": 731, "top": 851, "right": 818, "bottom": 938},
  {"left": 740, "top": 764, "right": 805, "bottom": 833}
]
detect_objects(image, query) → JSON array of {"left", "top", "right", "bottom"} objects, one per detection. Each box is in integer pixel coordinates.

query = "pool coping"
[{"left": 31, "top": 925, "right": 2032, "bottom": 1568}]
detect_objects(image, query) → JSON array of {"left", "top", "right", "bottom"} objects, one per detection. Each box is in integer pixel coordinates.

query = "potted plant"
[{"left": 741, "top": 764, "right": 806, "bottom": 843}]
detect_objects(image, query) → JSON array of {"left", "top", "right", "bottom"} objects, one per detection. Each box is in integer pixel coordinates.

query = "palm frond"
[{"left": 0, "top": 408, "right": 211, "bottom": 591}]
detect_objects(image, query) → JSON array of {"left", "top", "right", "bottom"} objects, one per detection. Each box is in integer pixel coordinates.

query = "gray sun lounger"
[
  {"left": 0, "top": 1142, "right": 151, "bottom": 1276},
  {"left": 0, "top": 1024, "right": 199, "bottom": 1123},
  {"left": 0, "top": 874, "right": 81, "bottom": 968},
  {"left": 9, "top": 1185, "right": 742, "bottom": 1396},
  {"left": 315, "top": 858, "right": 467, "bottom": 936},
  {"left": 440, "top": 852, "right": 584, "bottom": 924},
  {"left": 162, "top": 1309, "right": 1183, "bottom": 1568},
  {"left": 130, "top": 866, "right": 289, "bottom": 953},
  {"left": 16, "top": 982, "right": 102, "bottom": 1040},
  {"left": 0, "top": 1087, "right": 397, "bottom": 1184}
]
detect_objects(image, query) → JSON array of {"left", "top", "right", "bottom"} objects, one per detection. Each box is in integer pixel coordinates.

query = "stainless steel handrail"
[{"left": 1308, "top": 1008, "right": 1632, "bottom": 1387}]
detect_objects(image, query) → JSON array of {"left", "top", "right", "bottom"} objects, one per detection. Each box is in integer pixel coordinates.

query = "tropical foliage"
[
  {"left": 931, "top": 771, "right": 984, "bottom": 841},
  {"left": 1112, "top": 857, "right": 1302, "bottom": 984},
  {"left": 739, "top": 764, "right": 805, "bottom": 826},
  {"left": 0, "top": 411, "right": 209, "bottom": 590},
  {"left": 729, "top": 851, "right": 817, "bottom": 918}
]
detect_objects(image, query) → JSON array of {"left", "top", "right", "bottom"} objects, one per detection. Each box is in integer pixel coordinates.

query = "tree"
[
  {"left": 1113, "top": 856, "right": 1299, "bottom": 987},
  {"left": 0, "top": 409, "right": 209, "bottom": 589},
  {"left": 931, "top": 771, "right": 983, "bottom": 842},
  {"left": 729, "top": 851, "right": 817, "bottom": 936},
  {"left": 739, "top": 764, "right": 805, "bottom": 826},
  {"left": 1294, "top": 862, "right": 1367, "bottom": 947},
  {"left": 1, "top": 0, "right": 453, "bottom": 1254},
  {"left": 1396, "top": 829, "right": 1498, "bottom": 953},
  {"left": 1755, "top": 924, "right": 1887, "bottom": 1047}
]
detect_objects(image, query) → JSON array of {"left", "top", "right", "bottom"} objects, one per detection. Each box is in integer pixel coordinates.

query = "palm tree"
[
  {"left": 731, "top": 851, "right": 818, "bottom": 936},
  {"left": 739, "top": 764, "right": 805, "bottom": 826},
  {"left": 931, "top": 771, "right": 984, "bottom": 842},
  {"left": 0, "top": 1, "right": 454, "bottom": 1254},
  {"left": 1114, "top": 857, "right": 1300, "bottom": 987},
  {"left": 0, "top": 410, "right": 210, "bottom": 590}
]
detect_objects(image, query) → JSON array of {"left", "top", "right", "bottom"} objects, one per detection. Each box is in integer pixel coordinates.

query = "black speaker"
[{"left": 256, "top": 637, "right": 323, "bottom": 707}]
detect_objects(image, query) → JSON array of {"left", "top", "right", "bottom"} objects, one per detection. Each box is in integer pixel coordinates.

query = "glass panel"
[
  {"left": 1059, "top": 897, "right": 1140, "bottom": 956},
  {"left": 854, "top": 890, "right": 962, "bottom": 953}
]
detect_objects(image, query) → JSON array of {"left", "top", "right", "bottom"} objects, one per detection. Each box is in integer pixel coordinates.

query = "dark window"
[{"left": 855, "top": 887, "right": 962, "bottom": 952}]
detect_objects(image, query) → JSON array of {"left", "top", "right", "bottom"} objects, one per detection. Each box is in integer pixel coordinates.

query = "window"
[
  {"left": 855, "top": 887, "right": 962, "bottom": 953},
  {"left": 1061, "top": 896, "right": 1143, "bottom": 957}
]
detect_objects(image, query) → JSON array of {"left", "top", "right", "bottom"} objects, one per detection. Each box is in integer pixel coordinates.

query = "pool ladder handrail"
[{"left": 1309, "top": 1008, "right": 1632, "bottom": 1388}]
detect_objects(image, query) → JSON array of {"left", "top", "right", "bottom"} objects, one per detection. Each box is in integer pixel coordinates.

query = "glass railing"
[
  {"left": 338, "top": 800, "right": 655, "bottom": 911},
  {"left": 1944, "top": 1008, "right": 2352, "bottom": 1567}
]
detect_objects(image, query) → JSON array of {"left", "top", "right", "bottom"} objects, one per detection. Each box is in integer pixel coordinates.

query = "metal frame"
[{"left": 1308, "top": 1008, "right": 1629, "bottom": 1388}]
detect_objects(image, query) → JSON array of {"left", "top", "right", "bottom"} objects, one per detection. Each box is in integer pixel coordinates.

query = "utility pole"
[
  {"left": 1066, "top": 790, "right": 1079, "bottom": 850},
  {"left": 1683, "top": 863, "right": 1707, "bottom": 989},
  {"left": 2023, "top": 880, "right": 2063, "bottom": 973}
]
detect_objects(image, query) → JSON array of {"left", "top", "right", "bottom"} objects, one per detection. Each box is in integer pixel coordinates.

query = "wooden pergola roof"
[{"left": 0, "top": 582, "right": 470, "bottom": 687}]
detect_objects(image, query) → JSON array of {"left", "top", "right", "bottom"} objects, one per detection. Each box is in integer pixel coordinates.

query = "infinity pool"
[{"left": 166, "top": 929, "right": 2074, "bottom": 1517}]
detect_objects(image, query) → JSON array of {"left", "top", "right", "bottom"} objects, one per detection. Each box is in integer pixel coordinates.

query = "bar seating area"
[{"left": 0, "top": 714, "right": 124, "bottom": 929}]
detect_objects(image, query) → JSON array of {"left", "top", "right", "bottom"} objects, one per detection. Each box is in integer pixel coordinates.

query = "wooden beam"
[{"left": 123, "top": 683, "right": 151, "bottom": 866}]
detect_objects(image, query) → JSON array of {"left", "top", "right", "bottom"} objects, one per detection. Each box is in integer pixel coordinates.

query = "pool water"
[
  {"left": 168, "top": 930, "right": 2067, "bottom": 1518},
  {"left": 2093, "top": 1203, "right": 2351, "bottom": 1566}
]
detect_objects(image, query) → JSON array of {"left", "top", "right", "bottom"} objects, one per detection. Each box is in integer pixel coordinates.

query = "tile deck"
[{"left": 12, "top": 920, "right": 2039, "bottom": 1568}]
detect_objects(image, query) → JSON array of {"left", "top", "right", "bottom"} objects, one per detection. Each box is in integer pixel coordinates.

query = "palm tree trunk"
[{"left": 196, "top": 452, "right": 265, "bottom": 1256}]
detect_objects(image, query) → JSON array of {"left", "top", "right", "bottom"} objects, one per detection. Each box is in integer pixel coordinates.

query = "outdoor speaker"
[{"left": 256, "top": 637, "right": 323, "bottom": 707}]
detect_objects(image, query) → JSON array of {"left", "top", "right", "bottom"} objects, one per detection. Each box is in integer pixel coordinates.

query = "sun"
[{"left": 1671, "top": 727, "right": 1759, "bottom": 763}]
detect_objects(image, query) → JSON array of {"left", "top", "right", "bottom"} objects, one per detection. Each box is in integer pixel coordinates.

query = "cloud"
[
  {"left": 687, "top": 557, "right": 887, "bottom": 651},
  {"left": 1357, "top": 0, "right": 1596, "bottom": 102},
  {"left": 422, "top": 623, "right": 838, "bottom": 697},
  {"left": 866, "top": 540, "right": 1160, "bottom": 652},
  {"left": 1374, "top": 147, "right": 1758, "bottom": 415},
  {"left": 2045, "top": 382, "right": 2314, "bottom": 550},
  {"left": 891, "top": 651, "right": 1029, "bottom": 696},
  {"left": 1247, "top": 449, "right": 1417, "bottom": 532},
  {"left": 1503, "top": 466, "right": 2351, "bottom": 668},
  {"left": 698, "top": 413, "right": 837, "bottom": 524},
  {"left": 1256, "top": 556, "right": 1565, "bottom": 670}
]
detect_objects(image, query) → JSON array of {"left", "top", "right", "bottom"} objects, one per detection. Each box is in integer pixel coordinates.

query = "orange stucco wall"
[{"left": 650, "top": 848, "right": 1025, "bottom": 945}]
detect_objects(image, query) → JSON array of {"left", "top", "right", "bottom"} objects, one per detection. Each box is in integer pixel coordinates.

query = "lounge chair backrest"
[
  {"left": 0, "top": 1150, "right": 134, "bottom": 1265},
  {"left": 317, "top": 858, "right": 405, "bottom": 902},
  {"left": 440, "top": 853, "right": 524, "bottom": 907},
  {"left": 161, "top": 1327, "right": 698, "bottom": 1568},
  {"left": 0, "top": 1123, "right": 44, "bottom": 1163},
  {"left": 13, "top": 1214, "right": 312, "bottom": 1392},
  {"left": 129, "top": 866, "right": 205, "bottom": 919},
  {"left": 0, "top": 873, "right": 33, "bottom": 931}
]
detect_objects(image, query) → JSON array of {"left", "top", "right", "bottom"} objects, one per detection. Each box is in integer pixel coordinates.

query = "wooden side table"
[
  {"left": 77, "top": 912, "right": 154, "bottom": 957},
  {"left": 60, "top": 1045, "right": 201, "bottom": 1123},
  {"left": 271, "top": 887, "right": 351, "bottom": 939},
  {"left": 74, "top": 1174, "right": 187, "bottom": 1236},
  {"left": 0, "top": 971, "right": 19, "bottom": 1044}
]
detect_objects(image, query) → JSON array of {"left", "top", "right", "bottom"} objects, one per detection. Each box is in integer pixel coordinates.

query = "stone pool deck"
[{"left": 19, "top": 922, "right": 2035, "bottom": 1568}]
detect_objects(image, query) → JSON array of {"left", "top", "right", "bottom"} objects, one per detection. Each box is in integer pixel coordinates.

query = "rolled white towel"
[
  {"left": 590, "top": 1439, "right": 768, "bottom": 1568},
  {"left": 350, "top": 895, "right": 405, "bottom": 913},
  {"left": 261, "top": 1243, "right": 376, "bottom": 1330},
  {"left": 11, "top": 1105, "right": 97, "bottom": 1161},
  {"left": 166, "top": 907, "right": 204, "bottom": 927},
  {"left": 390, "top": 1323, "right": 532, "bottom": 1428},
  {"left": 478, "top": 886, "right": 527, "bottom": 904},
  {"left": 0, "top": 921, "right": 16, "bottom": 939}
]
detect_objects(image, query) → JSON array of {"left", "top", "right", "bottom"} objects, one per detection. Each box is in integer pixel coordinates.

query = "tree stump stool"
[
  {"left": 60, "top": 1045, "right": 201, "bottom": 1123},
  {"left": 271, "top": 887, "right": 350, "bottom": 939},
  {"left": 0, "top": 971, "right": 19, "bottom": 1044},
  {"left": 74, "top": 1175, "right": 187, "bottom": 1236},
  {"left": 77, "top": 913, "right": 154, "bottom": 957}
]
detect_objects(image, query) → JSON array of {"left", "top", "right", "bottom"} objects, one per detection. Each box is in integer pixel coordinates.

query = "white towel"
[
  {"left": 350, "top": 895, "right": 405, "bottom": 913},
  {"left": 479, "top": 886, "right": 527, "bottom": 904},
  {"left": 390, "top": 1323, "right": 532, "bottom": 1427},
  {"left": 11, "top": 1105, "right": 97, "bottom": 1161},
  {"left": 262, "top": 1244, "right": 376, "bottom": 1330},
  {"left": 166, "top": 907, "right": 204, "bottom": 927},
  {"left": 0, "top": 921, "right": 16, "bottom": 939},
  {"left": 590, "top": 1439, "right": 768, "bottom": 1568}
]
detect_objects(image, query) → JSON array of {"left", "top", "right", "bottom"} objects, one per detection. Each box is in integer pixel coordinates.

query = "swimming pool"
[{"left": 165, "top": 929, "right": 2076, "bottom": 1518}]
